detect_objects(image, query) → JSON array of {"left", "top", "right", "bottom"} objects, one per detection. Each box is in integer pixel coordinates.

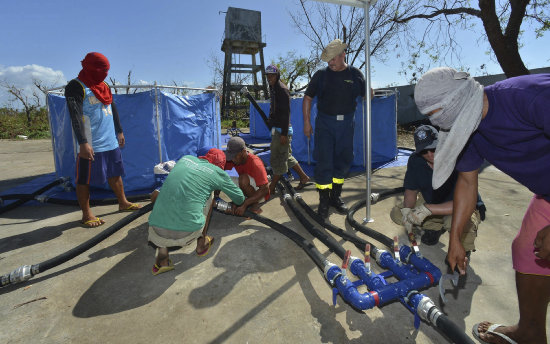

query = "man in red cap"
[
  {"left": 65, "top": 52, "right": 139, "bottom": 228},
  {"left": 148, "top": 148, "right": 245, "bottom": 275}
]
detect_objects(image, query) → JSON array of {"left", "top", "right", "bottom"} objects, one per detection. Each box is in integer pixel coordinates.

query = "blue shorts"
[{"left": 76, "top": 147, "right": 125, "bottom": 186}]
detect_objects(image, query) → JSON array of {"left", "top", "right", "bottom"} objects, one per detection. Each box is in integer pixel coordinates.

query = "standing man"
[
  {"left": 65, "top": 52, "right": 139, "bottom": 228},
  {"left": 303, "top": 39, "right": 366, "bottom": 218},
  {"left": 148, "top": 148, "right": 245, "bottom": 275},
  {"left": 224, "top": 137, "right": 269, "bottom": 216},
  {"left": 414, "top": 67, "right": 550, "bottom": 344},
  {"left": 390, "top": 125, "right": 482, "bottom": 250},
  {"left": 265, "top": 64, "right": 310, "bottom": 195}
]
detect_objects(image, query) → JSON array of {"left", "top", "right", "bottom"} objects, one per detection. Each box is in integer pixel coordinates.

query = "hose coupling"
[
  {"left": 214, "top": 199, "right": 232, "bottom": 214},
  {"left": 416, "top": 296, "right": 442, "bottom": 325},
  {"left": 9, "top": 265, "right": 33, "bottom": 285},
  {"left": 283, "top": 194, "right": 291, "bottom": 201},
  {"left": 375, "top": 249, "right": 388, "bottom": 263},
  {"left": 370, "top": 193, "right": 380, "bottom": 203}
]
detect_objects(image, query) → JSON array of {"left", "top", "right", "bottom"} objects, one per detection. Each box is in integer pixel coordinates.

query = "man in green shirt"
[{"left": 148, "top": 148, "right": 245, "bottom": 275}]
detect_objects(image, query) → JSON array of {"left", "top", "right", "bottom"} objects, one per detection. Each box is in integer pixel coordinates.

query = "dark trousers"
[{"left": 313, "top": 111, "right": 355, "bottom": 186}]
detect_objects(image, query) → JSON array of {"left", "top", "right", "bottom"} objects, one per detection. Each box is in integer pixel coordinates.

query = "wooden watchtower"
[{"left": 221, "top": 7, "right": 268, "bottom": 119}]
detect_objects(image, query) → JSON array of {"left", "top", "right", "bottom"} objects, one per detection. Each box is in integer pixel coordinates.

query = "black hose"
[
  {"left": 0, "top": 178, "right": 66, "bottom": 215},
  {"left": 242, "top": 91, "right": 271, "bottom": 130},
  {"left": 275, "top": 182, "right": 347, "bottom": 260},
  {"left": 435, "top": 314, "right": 475, "bottom": 344},
  {"left": 36, "top": 202, "right": 153, "bottom": 273},
  {"left": 242, "top": 209, "right": 326, "bottom": 271},
  {"left": 1, "top": 203, "right": 153, "bottom": 288},
  {"left": 347, "top": 199, "right": 395, "bottom": 249},
  {"left": 280, "top": 177, "right": 380, "bottom": 257}
]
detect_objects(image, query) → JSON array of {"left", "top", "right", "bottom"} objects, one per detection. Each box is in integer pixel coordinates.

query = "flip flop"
[
  {"left": 81, "top": 217, "right": 105, "bottom": 228},
  {"left": 295, "top": 181, "right": 313, "bottom": 190},
  {"left": 196, "top": 236, "right": 214, "bottom": 257},
  {"left": 152, "top": 259, "right": 174, "bottom": 276},
  {"left": 472, "top": 323, "right": 518, "bottom": 344},
  {"left": 119, "top": 203, "right": 141, "bottom": 212}
]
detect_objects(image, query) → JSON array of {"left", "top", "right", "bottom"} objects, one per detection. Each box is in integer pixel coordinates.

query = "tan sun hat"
[{"left": 321, "top": 39, "right": 347, "bottom": 62}]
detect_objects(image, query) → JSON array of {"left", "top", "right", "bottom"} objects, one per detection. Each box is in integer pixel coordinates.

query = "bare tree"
[
  {"left": 392, "top": 0, "right": 550, "bottom": 78},
  {"left": 290, "top": 0, "right": 414, "bottom": 69},
  {"left": 0, "top": 81, "right": 41, "bottom": 125},
  {"left": 292, "top": 0, "right": 549, "bottom": 83}
]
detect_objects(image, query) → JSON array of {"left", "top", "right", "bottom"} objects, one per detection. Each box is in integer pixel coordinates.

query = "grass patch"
[{"left": 0, "top": 107, "right": 50, "bottom": 139}]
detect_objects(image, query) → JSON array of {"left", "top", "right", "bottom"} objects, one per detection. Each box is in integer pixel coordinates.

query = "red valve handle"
[{"left": 342, "top": 250, "right": 351, "bottom": 269}]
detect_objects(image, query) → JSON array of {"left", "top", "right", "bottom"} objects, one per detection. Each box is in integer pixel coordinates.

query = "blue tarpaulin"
[
  {"left": 47, "top": 91, "right": 220, "bottom": 192},
  {"left": 249, "top": 95, "right": 397, "bottom": 167}
]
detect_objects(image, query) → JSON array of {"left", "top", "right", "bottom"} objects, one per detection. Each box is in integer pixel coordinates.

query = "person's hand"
[
  {"left": 447, "top": 238, "right": 468, "bottom": 275},
  {"left": 234, "top": 204, "right": 246, "bottom": 217},
  {"left": 400, "top": 207, "right": 413, "bottom": 234},
  {"left": 117, "top": 132, "right": 125, "bottom": 148},
  {"left": 279, "top": 135, "right": 288, "bottom": 145},
  {"left": 79, "top": 143, "right": 94, "bottom": 160},
  {"left": 303, "top": 122, "right": 313, "bottom": 139},
  {"left": 405, "top": 203, "right": 432, "bottom": 225},
  {"left": 534, "top": 225, "right": 550, "bottom": 261}
]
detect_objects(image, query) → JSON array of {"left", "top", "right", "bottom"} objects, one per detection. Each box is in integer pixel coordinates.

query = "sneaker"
[{"left": 420, "top": 229, "right": 446, "bottom": 246}]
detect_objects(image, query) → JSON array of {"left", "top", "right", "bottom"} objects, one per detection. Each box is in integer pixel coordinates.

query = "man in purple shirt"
[{"left": 415, "top": 68, "right": 550, "bottom": 344}]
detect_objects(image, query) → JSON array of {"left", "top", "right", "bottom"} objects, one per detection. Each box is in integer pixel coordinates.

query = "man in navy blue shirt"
[{"left": 390, "top": 125, "right": 482, "bottom": 250}]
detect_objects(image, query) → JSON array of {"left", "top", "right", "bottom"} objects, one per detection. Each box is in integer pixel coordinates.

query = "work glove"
[
  {"left": 400, "top": 207, "right": 414, "bottom": 235},
  {"left": 405, "top": 203, "right": 432, "bottom": 226}
]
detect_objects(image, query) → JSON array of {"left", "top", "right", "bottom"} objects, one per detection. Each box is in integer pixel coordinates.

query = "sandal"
[
  {"left": 152, "top": 259, "right": 174, "bottom": 275},
  {"left": 295, "top": 180, "right": 312, "bottom": 190},
  {"left": 80, "top": 217, "right": 105, "bottom": 228},
  {"left": 119, "top": 203, "right": 141, "bottom": 212},
  {"left": 196, "top": 236, "right": 214, "bottom": 256}
]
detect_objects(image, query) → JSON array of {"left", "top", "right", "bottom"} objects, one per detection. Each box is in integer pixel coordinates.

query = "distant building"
[{"left": 393, "top": 67, "right": 550, "bottom": 125}]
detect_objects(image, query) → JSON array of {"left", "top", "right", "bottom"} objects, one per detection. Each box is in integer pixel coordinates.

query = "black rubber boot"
[
  {"left": 329, "top": 183, "right": 348, "bottom": 213},
  {"left": 318, "top": 189, "right": 330, "bottom": 219}
]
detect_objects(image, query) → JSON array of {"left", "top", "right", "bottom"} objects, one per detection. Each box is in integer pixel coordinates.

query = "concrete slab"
[{"left": 0, "top": 139, "right": 547, "bottom": 343}]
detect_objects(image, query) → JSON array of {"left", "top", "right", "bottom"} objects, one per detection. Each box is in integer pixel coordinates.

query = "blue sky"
[{"left": 1, "top": 0, "right": 549, "bottom": 107}]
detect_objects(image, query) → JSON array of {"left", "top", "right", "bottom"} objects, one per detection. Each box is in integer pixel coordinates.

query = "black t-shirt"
[
  {"left": 403, "top": 153, "right": 457, "bottom": 204},
  {"left": 305, "top": 66, "right": 365, "bottom": 115}
]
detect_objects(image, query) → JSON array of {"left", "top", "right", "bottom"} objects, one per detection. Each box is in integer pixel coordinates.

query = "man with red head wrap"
[
  {"left": 148, "top": 149, "right": 245, "bottom": 275},
  {"left": 65, "top": 52, "right": 139, "bottom": 228}
]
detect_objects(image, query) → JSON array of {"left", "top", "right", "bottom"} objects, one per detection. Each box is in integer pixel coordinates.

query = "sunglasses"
[{"left": 420, "top": 148, "right": 436, "bottom": 154}]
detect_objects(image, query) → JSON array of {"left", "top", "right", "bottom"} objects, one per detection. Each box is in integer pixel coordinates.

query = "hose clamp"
[
  {"left": 293, "top": 192, "right": 302, "bottom": 200},
  {"left": 370, "top": 193, "right": 380, "bottom": 203},
  {"left": 35, "top": 194, "right": 49, "bottom": 203},
  {"left": 283, "top": 194, "right": 291, "bottom": 201}
]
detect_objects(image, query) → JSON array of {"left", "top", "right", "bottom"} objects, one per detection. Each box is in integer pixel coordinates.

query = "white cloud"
[{"left": 0, "top": 64, "right": 66, "bottom": 108}]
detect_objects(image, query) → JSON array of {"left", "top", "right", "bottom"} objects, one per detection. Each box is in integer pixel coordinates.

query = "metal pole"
[
  {"left": 363, "top": 0, "right": 373, "bottom": 223},
  {"left": 154, "top": 81, "right": 162, "bottom": 164}
]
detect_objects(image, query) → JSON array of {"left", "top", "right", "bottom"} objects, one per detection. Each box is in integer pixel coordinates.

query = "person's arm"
[
  {"left": 302, "top": 95, "right": 313, "bottom": 139},
  {"left": 448, "top": 169, "right": 479, "bottom": 274},
  {"left": 403, "top": 189, "right": 418, "bottom": 208},
  {"left": 111, "top": 102, "right": 125, "bottom": 148},
  {"left": 65, "top": 80, "right": 94, "bottom": 160},
  {"left": 425, "top": 200, "right": 453, "bottom": 216}
]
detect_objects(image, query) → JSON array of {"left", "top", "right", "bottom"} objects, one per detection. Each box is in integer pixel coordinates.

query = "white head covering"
[{"left": 414, "top": 67, "right": 485, "bottom": 188}]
